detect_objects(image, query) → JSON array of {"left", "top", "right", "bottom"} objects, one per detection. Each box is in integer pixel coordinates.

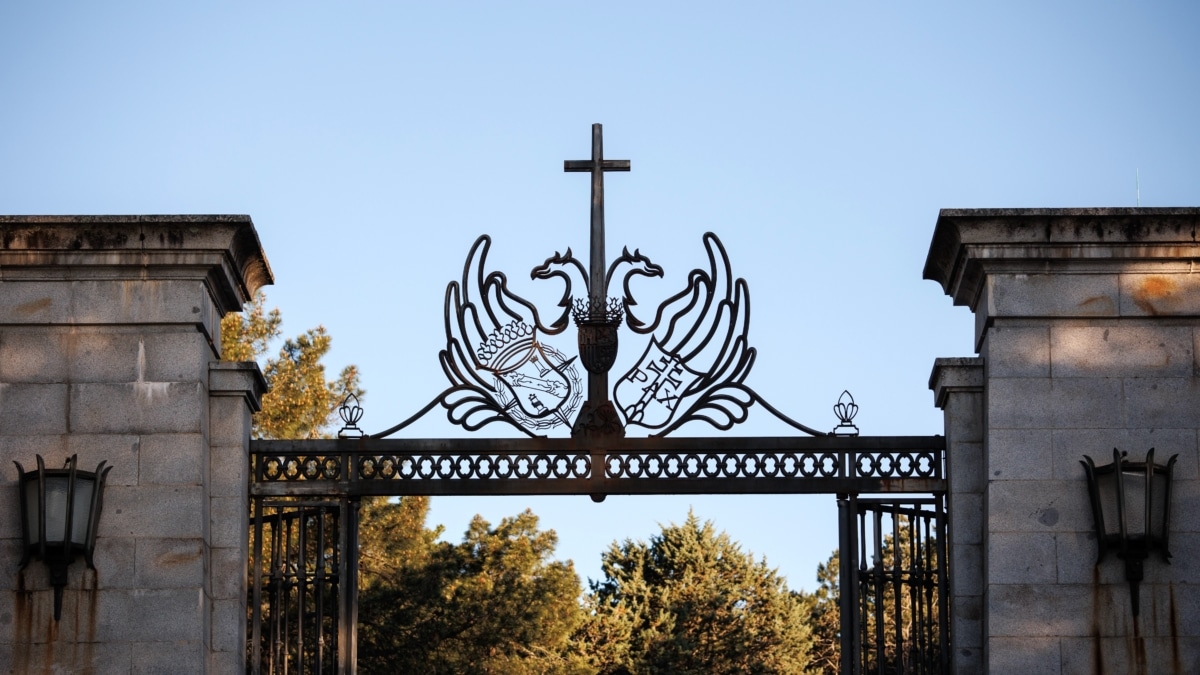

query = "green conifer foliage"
[
  {"left": 580, "top": 511, "right": 814, "bottom": 674},
  {"left": 220, "top": 291, "right": 363, "bottom": 439}
]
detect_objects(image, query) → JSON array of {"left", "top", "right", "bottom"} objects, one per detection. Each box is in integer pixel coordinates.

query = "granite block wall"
[
  {"left": 926, "top": 209, "right": 1200, "bottom": 675},
  {"left": 0, "top": 216, "right": 269, "bottom": 674}
]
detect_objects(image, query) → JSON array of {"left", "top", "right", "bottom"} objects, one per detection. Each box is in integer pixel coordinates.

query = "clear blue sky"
[{"left": 3, "top": 2, "right": 1198, "bottom": 591}]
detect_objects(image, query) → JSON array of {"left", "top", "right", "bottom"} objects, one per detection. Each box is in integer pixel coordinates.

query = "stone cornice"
[
  {"left": 928, "top": 357, "right": 984, "bottom": 410},
  {"left": 923, "top": 208, "right": 1200, "bottom": 310},
  {"left": 0, "top": 215, "right": 273, "bottom": 313}
]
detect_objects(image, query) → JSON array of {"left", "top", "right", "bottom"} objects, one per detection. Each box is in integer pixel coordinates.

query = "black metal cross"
[{"left": 564, "top": 123, "right": 630, "bottom": 306}]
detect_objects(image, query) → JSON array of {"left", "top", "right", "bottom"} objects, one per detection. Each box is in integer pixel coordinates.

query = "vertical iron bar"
[
  {"left": 338, "top": 498, "right": 359, "bottom": 674},
  {"left": 251, "top": 499, "right": 265, "bottom": 675},
  {"left": 878, "top": 506, "right": 888, "bottom": 667},
  {"left": 935, "top": 495, "right": 950, "bottom": 675},
  {"left": 859, "top": 505, "right": 870, "bottom": 674},
  {"left": 914, "top": 509, "right": 927, "bottom": 674},
  {"left": 838, "top": 495, "right": 858, "bottom": 675},
  {"left": 269, "top": 509, "right": 284, "bottom": 675},
  {"left": 283, "top": 513, "right": 294, "bottom": 675},
  {"left": 892, "top": 505, "right": 903, "bottom": 673},
  {"left": 297, "top": 510, "right": 308, "bottom": 673},
  {"left": 315, "top": 508, "right": 326, "bottom": 675}
]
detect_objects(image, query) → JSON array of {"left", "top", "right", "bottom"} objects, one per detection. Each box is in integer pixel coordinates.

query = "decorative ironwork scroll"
[
  {"left": 369, "top": 124, "right": 839, "bottom": 441},
  {"left": 247, "top": 125, "right": 951, "bottom": 675}
]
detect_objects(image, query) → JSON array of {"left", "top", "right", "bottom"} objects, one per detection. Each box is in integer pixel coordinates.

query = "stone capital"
[
  {"left": 923, "top": 208, "right": 1200, "bottom": 311},
  {"left": 929, "top": 357, "right": 984, "bottom": 410},
  {"left": 0, "top": 215, "right": 273, "bottom": 315}
]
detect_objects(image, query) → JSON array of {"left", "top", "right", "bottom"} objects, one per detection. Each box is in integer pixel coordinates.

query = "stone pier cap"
[
  {"left": 923, "top": 207, "right": 1200, "bottom": 309},
  {"left": 0, "top": 214, "right": 274, "bottom": 313}
]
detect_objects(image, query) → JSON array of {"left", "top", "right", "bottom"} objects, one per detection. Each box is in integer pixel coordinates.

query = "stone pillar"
[
  {"left": 0, "top": 216, "right": 271, "bottom": 673},
  {"left": 930, "top": 357, "right": 985, "bottom": 674},
  {"left": 925, "top": 208, "right": 1200, "bottom": 675}
]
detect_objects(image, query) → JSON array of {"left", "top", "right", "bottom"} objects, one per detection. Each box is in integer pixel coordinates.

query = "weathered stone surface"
[
  {"left": 984, "top": 324, "right": 1051, "bottom": 378},
  {"left": 208, "top": 443, "right": 247, "bottom": 497},
  {"left": 987, "top": 480, "right": 1092, "bottom": 533},
  {"left": 1051, "top": 324, "right": 1193, "bottom": 378},
  {"left": 102, "top": 486, "right": 205, "bottom": 539},
  {"left": 138, "top": 433, "right": 205, "bottom": 486},
  {"left": 135, "top": 538, "right": 205, "bottom": 588},
  {"left": 208, "top": 388, "right": 255, "bottom": 446},
  {"left": 949, "top": 492, "right": 983, "bottom": 545},
  {"left": 65, "top": 433, "right": 140, "bottom": 486},
  {"left": 988, "top": 429, "right": 1052, "bottom": 480},
  {"left": 1060, "top": 635, "right": 1200, "bottom": 675},
  {"left": 209, "top": 547, "right": 246, "bottom": 601},
  {"left": 0, "top": 382, "right": 69, "bottom": 434},
  {"left": 988, "top": 273, "right": 1120, "bottom": 319},
  {"left": 91, "top": 536, "right": 137, "bottom": 589},
  {"left": 70, "top": 382, "right": 205, "bottom": 434},
  {"left": 988, "top": 636, "right": 1061, "bottom": 675},
  {"left": 210, "top": 598, "right": 244, "bottom": 653},
  {"left": 1120, "top": 272, "right": 1200, "bottom": 317},
  {"left": 209, "top": 497, "right": 246, "bottom": 549},
  {"left": 989, "top": 584, "right": 1096, "bottom": 637},
  {"left": 0, "top": 329, "right": 69, "bottom": 382},
  {"left": 988, "top": 532, "right": 1058, "bottom": 584},
  {"left": 0, "top": 215, "right": 268, "bottom": 673},
  {"left": 131, "top": 640, "right": 205, "bottom": 675},
  {"left": 930, "top": 209, "right": 1200, "bottom": 674},
  {"left": 951, "top": 540, "right": 983, "bottom": 590},
  {"left": 1123, "top": 377, "right": 1200, "bottom": 428}
]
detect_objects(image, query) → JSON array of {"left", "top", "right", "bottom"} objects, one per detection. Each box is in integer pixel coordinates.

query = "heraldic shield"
[
  {"left": 479, "top": 322, "right": 582, "bottom": 429},
  {"left": 615, "top": 338, "right": 702, "bottom": 430}
]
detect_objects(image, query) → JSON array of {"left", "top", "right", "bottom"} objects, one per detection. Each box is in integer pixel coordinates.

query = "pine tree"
[
  {"left": 356, "top": 507, "right": 590, "bottom": 674},
  {"left": 580, "top": 511, "right": 814, "bottom": 674},
  {"left": 220, "top": 292, "right": 363, "bottom": 439}
]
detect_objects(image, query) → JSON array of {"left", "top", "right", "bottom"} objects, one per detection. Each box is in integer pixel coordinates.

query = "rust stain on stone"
[
  {"left": 1078, "top": 295, "right": 1116, "bottom": 313},
  {"left": 1130, "top": 613, "right": 1146, "bottom": 674},
  {"left": 1092, "top": 565, "right": 1105, "bottom": 675},
  {"left": 1132, "top": 276, "right": 1177, "bottom": 315},
  {"left": 1169, "top": 585, "right": 1182, "bottom": 674},
  {"left": 14, "top": 297, "right": 52, "bottom": 316},
  {"left": 81, "top": 569, "right": 97, "bottom": 670},
  {"left": 14, "top": 570, "right": 31, "bottom": 674},
  {"left": 157, "top": 545, "right": 202, "bottom": 567}
]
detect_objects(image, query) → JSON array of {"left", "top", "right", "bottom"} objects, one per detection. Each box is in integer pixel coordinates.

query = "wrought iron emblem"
[{"left": 369, "top": 124, "right": 842, "bottom": 440}]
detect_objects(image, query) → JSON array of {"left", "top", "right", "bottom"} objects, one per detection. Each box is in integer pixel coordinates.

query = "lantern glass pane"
[
  {"left": 43, "top": 476, "right": 70, "bottom": 545},
  {"left": 71, "top": 478, "right": 95, "bottom": 546},
  {"left": 1149, "top": 471, "right": 1169, "bottom": 540},
  {"left": 23, "top": 480, "right": 40, "bottom": 546},
  {"left": 1095, "top": 471, "right": 1120, "bottom": 536},
  {"left": 1120, "top": 469, "right": 1148, "bottom": 539}
]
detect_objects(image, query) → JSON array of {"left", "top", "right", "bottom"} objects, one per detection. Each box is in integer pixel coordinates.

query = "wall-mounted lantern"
[
  {"left": 13, "top": 455, "right": 112, "bottom": 621},
  {"left": 1080, "top": 448, "right": 1176, "bottom": 617}
]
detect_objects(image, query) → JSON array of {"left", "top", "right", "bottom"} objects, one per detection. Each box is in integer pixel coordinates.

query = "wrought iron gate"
[
  {"left": 838, "top": 496, "right": 949, "bottom": 675},
  {"left": 243, "top": 125, "right": 951, "bottom": 673},
  {"left": 249, "top": 499, "right": 358, "bottom": 675}
]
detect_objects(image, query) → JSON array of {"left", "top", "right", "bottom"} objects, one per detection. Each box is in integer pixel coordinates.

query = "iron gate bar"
[
  {"left": 250, "top": 499, "right": 352, "bottom": 675},
  {"left": 249, "top": 435, "right": 945, "bottom": 498},
  {"left": 839, "top": 496, "right": 950, "bottom": 675}
]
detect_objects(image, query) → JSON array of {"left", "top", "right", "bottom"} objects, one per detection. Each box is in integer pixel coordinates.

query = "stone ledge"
[
  {"left": 929, "top": 357, "right": 984, "bottom": 409},
  {"left": 0, "top": 215, "right": 273, "bottom": 314},
  {"left": 924, "top": 208, "right": 1200, "bottom": 309},
  {"left": 209, "top": 361, "right": 267, "bottom": 413}
]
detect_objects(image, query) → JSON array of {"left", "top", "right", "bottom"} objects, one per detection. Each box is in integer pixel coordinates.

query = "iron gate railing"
[
  {"left": 244, "top": 126, "right": 951, "bottom": 674},
  {"left": 249, "top": 499, "right": 359, "bottom": 675},
  {"left": 838, "top": 496, "right": 949, "bottom": 675}
]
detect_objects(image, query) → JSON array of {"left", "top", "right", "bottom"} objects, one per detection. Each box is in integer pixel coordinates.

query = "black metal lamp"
[
  {"left": 1080, "top": 448, "right": 1176, "bottom": 617},
  {"left": 13, "top": 455, "right": 112, "bottom": 621}
]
